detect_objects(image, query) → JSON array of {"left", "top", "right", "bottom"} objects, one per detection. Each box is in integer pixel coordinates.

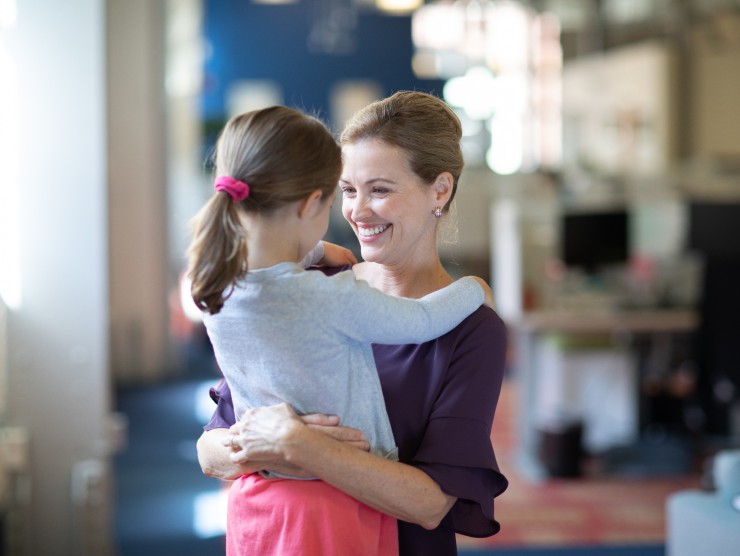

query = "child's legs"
[{"left": 226, "top": 474, "right": 398, "bottom": 556}]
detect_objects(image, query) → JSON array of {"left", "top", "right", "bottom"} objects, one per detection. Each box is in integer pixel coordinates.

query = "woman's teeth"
[{"left": 358, "top": 224, "right": 389, "bottom": 237}]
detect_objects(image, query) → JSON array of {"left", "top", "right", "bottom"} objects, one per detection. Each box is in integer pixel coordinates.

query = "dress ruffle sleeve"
[
  {"left": 406, "top": 308, "right": 509, "bottom": 537},
  {"left": 413, "top": 417, "right": 508, "bottom": 536}
]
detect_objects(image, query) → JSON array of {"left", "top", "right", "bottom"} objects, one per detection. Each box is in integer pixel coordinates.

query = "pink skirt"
[{"left": 226, "top": 474, "right": 398, "bottom": 556}]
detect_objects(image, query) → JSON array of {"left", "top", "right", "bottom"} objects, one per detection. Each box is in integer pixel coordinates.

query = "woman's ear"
[
  {"left": 297, "top": 189, "right": 325, "bottom": 219},
  {"left": 433, "top": 172, "right": 454, "bottom": 208}
]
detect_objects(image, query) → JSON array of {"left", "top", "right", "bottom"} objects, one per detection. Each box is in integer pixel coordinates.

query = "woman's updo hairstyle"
[{"left": 339, "top": 91, "right": 464, "bottom": 213}]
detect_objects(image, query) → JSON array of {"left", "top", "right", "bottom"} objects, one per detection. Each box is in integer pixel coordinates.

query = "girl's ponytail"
[{"left": 187, "top": 191, "right": 249, "bottom": 314}]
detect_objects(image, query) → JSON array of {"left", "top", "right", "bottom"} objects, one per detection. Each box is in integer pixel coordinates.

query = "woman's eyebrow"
[{"left": 340, "top": 177, "right": 397, "bottom": 185}]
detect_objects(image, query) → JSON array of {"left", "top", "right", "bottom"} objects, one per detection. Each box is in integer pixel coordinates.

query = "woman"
[{"left": 197, "top": 91, "right": 509, "bottom": 555}]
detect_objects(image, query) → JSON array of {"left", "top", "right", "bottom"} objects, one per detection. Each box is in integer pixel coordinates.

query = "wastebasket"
[{"left": 538, "top": 414, "right": 584, "bottom": 478}]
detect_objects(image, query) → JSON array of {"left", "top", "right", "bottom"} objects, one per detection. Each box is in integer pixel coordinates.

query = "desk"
[{"left": 510, "top": 309, "right": 699, "bottom": 481}]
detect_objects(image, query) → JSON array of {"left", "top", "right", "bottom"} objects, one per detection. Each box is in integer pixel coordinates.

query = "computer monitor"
[{"left": 561, "top": 209, "right": 629, "bottom": 272}]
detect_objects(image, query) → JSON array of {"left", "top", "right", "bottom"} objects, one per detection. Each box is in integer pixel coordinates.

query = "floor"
[
  {"left": 456, "top": 380, "right": 702, "bottom": 552},
  {"left": 113, "top": 376, "right": 698, "bottom": 555},
  {"left": 114, "top": 378, "right": 227, "bottom": 556}
]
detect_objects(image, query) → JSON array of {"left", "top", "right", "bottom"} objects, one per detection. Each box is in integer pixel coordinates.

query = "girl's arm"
[
  {"left": 318, "top": 241, "right": 358, "bottom": 267},
  {"left": 300, "top": 241, "right": 358, "bottom": 269},
  {"left": 228, "top": 403, "right": 457, "bottom": 529},
  {"left": 329, "top": 273, "right": 491, "bottom": 346}
]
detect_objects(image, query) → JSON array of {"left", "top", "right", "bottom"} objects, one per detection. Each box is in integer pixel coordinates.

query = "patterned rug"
[{"left": 457, "top": 379, "right": 701, "bottom": 551}]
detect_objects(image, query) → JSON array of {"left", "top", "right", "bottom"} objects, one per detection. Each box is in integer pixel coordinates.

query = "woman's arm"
[
  {"left": 198, "top": 412, "right": 372, "bottom": 481},
  {"left": 228, "top": 403, "right": 457, "bottom": 530},
  {"left": 197, "top": 428, "right": 262, "bottom": 480}
]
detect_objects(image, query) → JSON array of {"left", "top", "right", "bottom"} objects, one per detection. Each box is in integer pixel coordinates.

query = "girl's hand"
[
  {"left": 470, "top": 276, "right": 495, "bottom": 310},
  {"left": 320, "top": 241, "right": 358, "bottom": 267}
]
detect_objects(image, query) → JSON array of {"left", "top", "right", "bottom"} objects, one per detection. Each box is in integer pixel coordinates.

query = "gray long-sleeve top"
[{"left": 202, "top": 259, "right": 484, "bottom": 471}]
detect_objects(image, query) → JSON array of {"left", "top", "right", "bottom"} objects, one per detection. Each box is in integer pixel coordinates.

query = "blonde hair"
[
  {"left": 340, "top": 91, "right": 464, "bottom": 212},
  {"left": 187, "top": 106, "right": 341, "bottom": 314}
]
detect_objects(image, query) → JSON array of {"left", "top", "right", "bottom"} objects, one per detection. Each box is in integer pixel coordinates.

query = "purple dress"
[{"left": 204, "top": 288, "right": 509, "bottom": 556}]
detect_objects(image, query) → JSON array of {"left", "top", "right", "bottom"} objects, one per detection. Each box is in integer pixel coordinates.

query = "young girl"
[{"left": 187, "top": 105, "right": 491, "bottom": 556}]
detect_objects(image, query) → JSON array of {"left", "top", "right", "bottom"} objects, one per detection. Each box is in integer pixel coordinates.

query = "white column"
[
  {"left": 1, "top": 0, "right": 113, "bottom": 554},
  {"left": 108, "top": 0, "right": 172, "bottom": 383},
  {"left": 491, "top": 198, "right": 523, "bottom": 320}
]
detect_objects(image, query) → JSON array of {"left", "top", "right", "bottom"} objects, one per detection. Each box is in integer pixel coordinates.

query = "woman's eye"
[
  {"left": 372, "top": 188, "right": 389, "bottom": 195},
  {"left": 341, "top": 186, "right": 356, "bottom": 196}
]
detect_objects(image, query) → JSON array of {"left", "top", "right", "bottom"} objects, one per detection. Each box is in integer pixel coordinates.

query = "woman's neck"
[{"left": 354, "top": 258, "right": 453, "bottom": 299}]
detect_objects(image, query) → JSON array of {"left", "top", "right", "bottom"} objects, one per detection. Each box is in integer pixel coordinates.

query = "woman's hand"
[
  {"left": 302, "top": 413, "right": 370, "bottom": 451},
  {"left": 320, "top": 241, "right": 358, "bottom": 267},
  {"left": 226, "top": 403, "right": 369, "bottom": 465},
  {"left": 470, "top": 276, "right": 495, "bottom": 309}
]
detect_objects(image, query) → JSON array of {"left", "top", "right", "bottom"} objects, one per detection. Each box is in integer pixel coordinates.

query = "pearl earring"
[{"left": 433, "top": 207, "right": 443, "bottom": 218}]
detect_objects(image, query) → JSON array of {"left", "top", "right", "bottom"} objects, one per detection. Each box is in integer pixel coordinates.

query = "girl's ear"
[
  {"left": 297, "top": 189, "right": 325, "bottom": 219},
  {"left": 433, "top": 172, "right": 454, "bottom": 208}
]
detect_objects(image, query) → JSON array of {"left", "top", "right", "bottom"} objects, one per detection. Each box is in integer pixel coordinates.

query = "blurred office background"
[{"left": 1, "top": 0, "right": 739, "bottom": 554}]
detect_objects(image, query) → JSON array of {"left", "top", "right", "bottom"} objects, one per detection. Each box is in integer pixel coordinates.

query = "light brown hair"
[
  {"left": 339, "top": 90, "right": 464, "bottom": 212},
  {"left": 187, "top": 106, "right": 341, "bottom": 314}
]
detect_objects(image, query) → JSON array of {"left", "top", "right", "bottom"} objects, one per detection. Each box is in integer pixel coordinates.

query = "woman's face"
[{"left": 340, "top": 139, "right": 439, "bottom": 267}]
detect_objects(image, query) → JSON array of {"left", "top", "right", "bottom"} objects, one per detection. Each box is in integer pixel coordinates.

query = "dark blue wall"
[{"left": 202, "top": 0, "right": 444, "bottom": 123}]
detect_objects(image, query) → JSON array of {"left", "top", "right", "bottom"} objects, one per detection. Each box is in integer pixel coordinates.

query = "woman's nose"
[{"left": 351, "top": 192, "right": 372, "bottom": 221}]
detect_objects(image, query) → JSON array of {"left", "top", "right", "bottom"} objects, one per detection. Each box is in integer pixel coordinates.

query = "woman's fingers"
[
  {"left": 343, "top": 439, "right": 371, "bottom": 451},
  {"left": 309, "top": 423, "right": 369, "bottom": 449},
  {"left": 227, "top": 404, "right": 369, "bottom": 458},
  {"left": 300, "top": 413, "right": 340, "bottom": 426}
]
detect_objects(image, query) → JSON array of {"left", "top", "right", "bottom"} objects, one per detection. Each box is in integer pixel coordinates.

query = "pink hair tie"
[{"left": 214, "top": 175, "right": 250, "bottom": 203}]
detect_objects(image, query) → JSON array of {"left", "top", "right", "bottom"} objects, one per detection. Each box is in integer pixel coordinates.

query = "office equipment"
[
  {"left": 511, "top": 309, "right": 698, "bottom": 481},
  {"left": 561, "top": 209, "right": 629, "bottom": 272}
]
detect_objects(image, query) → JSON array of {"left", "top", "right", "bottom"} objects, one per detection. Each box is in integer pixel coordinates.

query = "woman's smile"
[{"left": 357, "top": 223, "right": 391, "bottom": 240}]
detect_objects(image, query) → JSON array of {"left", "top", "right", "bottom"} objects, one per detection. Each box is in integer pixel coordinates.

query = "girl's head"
[
  {"left": 188, "top": 106, "right": 341, "bottom": 314},
  {"left": 340, "top": 91, "right": 463, "bottom": 213}
]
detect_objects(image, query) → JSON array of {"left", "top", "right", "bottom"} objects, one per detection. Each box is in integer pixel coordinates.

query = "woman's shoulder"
[
  {"left": 430, "top": 306, "right": 508, "bottom": 383},
  {"left": 451, "top": 304, "right": 507, "bottom": 343}
]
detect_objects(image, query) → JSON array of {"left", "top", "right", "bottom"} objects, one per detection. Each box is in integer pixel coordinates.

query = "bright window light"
[
  {"left": 195, "top": 380, "right": 220, "bottom": 424},
  {"left": 411, "top": 3, "right": 465, "bottom": 51},
  {"left": 179, "top": 272, "right": 203, "bottom": 323},
  {"left": 0, "top": 33, "right": 22, "bottom": 309},
  {"left": 443, "top": 66, "right": 498, "bottom": 121},
  {"left": 414, "top": 0, "right": 561, "bottom": 171},
  {"left": 487, "top": 115, "right": 523, "bottom": 175},
  {"left": 193, "top": 489, "right": 228, "bottom": 538},
  {"left": 0, "top": 0, "right": 16, "bottom": 29},
  {"left": 376, "top": 0, "right": 422, "bottom": 14}
]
